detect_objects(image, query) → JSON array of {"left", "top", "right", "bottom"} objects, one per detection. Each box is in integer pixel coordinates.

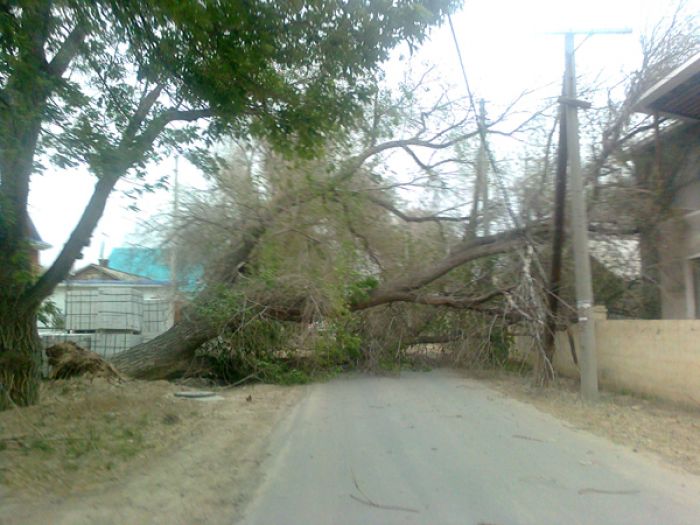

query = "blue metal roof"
[
  {"left": 61, "top": 279, "right": 170, "bottom": 287},
  {"left": 108, "top": 247, "right": 202, "bottom": 292}
]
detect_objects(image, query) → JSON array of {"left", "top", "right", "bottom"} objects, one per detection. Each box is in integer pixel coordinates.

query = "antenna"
[{"left": 545, "top": 28, "right": 633, "bottom": 35}]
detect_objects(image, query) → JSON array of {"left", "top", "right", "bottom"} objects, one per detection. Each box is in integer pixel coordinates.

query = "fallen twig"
[
  {"left": 349, "top": 494, "right": 420, "bottom": 513},
  {"left": 512, "top": 434, "right": 547, "bottom": 443},
  {"left": 350, "top": 469, "right": 420, "bottom": 514},
  {"left": 578, "top": 488, "right": 640, "bottom": 495},
  {"left": 224, "top": 373, "right": 262, "bottom": 389}
]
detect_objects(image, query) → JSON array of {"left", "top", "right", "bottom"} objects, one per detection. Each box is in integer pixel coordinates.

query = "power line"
[{"left": 447, "top": 13, "right": 477, "bottom": 118}]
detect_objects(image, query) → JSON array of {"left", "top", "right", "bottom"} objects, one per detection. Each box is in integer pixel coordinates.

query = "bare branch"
[
  {"left": 360, "top": 287, "right": 512, "bottom": 310},
  {"left": 367, "top": 195, "right": 470, "bottom": 223},
  {"left": 354, "top": 222, "right": 549, "bottom": 310},
  {"left": 123, "top": 83, "right": 165, "bottom": 140}
]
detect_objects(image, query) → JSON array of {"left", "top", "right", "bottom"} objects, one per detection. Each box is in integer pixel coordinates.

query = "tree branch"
[
  {"left": 342, "top": 130, "right": 481, "bottom": 181},
  {"left": 402, "top": 334, "right": 464, "bottom": 345},
  {"left": 46, "top": 23, "right": 86, "bottom": 77},
  {"left": 356, "top": 287, "right": 511, "bottom": 310},
  {"left": 367, "top": 195, "right": 470, "bottom": 223},
  {"left": 130, "top": 108, "right": 212, "bottom": 156},
  {"left": 24, "top": 176, "right": 118, "bottom": 307},
  {"left": 24, "top": 107, "right": 214, "bottom": 306},
  {"left": 123, "top": 83, "right": 165, "bottom": 140},
  {"left": 353, "top": 223, "right": 548, "bottom": 310}
]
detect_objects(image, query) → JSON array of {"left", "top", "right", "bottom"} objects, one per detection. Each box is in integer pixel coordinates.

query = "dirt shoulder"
[
  {"left": 0, "top": 378, "right": 304, "bottom": 525},
  {"left": 474, "top": 370, "right": 700, "bottom": 476}
]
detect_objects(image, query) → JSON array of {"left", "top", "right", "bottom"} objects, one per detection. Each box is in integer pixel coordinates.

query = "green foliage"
[
  {"left": 37, "top": 299, "right": 65, "bottom": 329},
  {"left": 486, "top": 326, "right": 513, "bottom": 366},
  {"left": 0, "top": 0, "right": 458, "bottom": 337},
  {"left": 0, "top": 0, "right": 459, "bottom": 186},
  {"left": 253, "top": 360, "right": 312, "bottom": 386},
  {"left": 197, "top": 318, "right": 299, "bottom": 383},
  {"left": 312, "top": 319, "right": 363, "bottom": 367},
  {"left": 196, "top": 314, "right": 367, "bottom": 385},
  {"left": 191, "top": 286, "right": 247, "bottom": 329},
  {"left": 27, "top": 438, "right": 54, "bottom": 454},
  {"left": 344, "top": 276, "right": 379, "bottom": 305}
]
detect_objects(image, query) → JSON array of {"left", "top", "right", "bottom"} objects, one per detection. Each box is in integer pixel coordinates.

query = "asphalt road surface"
[{"left": 237, "top": 370, "right": 700, "bottom": 525}]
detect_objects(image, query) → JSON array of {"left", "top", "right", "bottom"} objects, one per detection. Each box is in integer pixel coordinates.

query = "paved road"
[{"left": 237, "top": 370, "right": 700, "bottom": 525}]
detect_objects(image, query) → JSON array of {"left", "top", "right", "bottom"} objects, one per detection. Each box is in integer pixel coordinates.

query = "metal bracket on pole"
[{"left": 558, "top": 97, "right": 592, "bottom": 109}]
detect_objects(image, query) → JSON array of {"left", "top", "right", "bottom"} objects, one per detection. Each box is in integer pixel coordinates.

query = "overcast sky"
[{"left": 30, "top": 0, "right": 697, "bottom": 268}]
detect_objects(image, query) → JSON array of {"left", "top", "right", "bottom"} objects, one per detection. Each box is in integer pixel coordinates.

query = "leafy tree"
[{"left": 0, "top": 0, "right": 459, "bottom": 408}]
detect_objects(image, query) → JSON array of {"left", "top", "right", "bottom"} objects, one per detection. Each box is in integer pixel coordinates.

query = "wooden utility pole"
[{"left": 557, "top": 28, "right": 630, "bottom": 401}]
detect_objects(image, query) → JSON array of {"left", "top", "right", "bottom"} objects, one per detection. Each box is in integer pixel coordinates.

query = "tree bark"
[
  {"left": 111, "top": 309, "right": 218, "bottom": 379},
  {"left": 0, "top": 305, "right": 42, "bottom": 409},
  {"left": 537, "top": 108, "right": 567, "bottom": 384}
]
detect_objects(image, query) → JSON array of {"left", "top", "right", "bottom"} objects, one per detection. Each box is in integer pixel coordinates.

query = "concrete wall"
[
  {"left": 658, "top": 196, "right": 700, "bottom": 320},
  {"left": 517, "top": 307, "right": 700, "bottom": 408},
  {"left": 658, "top": 215, "right": 690, "bottom": 319}
]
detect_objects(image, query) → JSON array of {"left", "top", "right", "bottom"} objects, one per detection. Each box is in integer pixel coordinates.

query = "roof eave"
[
  {"left": 634, "top": 52, "right": 700, "bottom": 118},
  {"left": 30, "top": 240, "right": 52, "bottom": 250}
]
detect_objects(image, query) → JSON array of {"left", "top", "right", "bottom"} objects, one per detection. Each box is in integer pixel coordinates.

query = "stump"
[{"left": 46, "top": 341, "right": 125, "bottom": 381}]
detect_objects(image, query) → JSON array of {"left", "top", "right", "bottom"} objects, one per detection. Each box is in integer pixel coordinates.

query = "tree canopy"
[{"left": 0, "top": 0, "right": 458, "bottom": 408}]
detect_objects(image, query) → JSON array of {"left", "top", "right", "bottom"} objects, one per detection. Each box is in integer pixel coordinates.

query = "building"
[
  {"left": 633, "top": 53, "right": 700, "bottom": 319},
  {"left": 42, "top": 260, "right": 175, "bottom": 357},
  {"left": 27, "top": 216, "right": 51, "bottom": 270}
]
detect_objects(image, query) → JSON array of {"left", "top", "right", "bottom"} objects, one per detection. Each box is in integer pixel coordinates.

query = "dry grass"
[
  {"left": 0, "top": 377, "right": 207, "bottom": 496},
  {"left": 478, "top": 370, "right": 700, "bottom": 476},
  {"left": 0, "top": 378, "right": 304, "bottom": 525}
]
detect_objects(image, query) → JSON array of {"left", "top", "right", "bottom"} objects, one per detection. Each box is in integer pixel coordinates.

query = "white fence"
[
  {"left": 42, "top": 285, "right": 172, "bottom": 359},
  {"left": 65, "top": 287, "right": 143, "bottom": 332}
]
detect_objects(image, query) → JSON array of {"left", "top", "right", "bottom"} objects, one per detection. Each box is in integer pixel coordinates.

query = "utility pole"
[
  {"left": 558, "top": 29, "right": 630, "bottom": 401},
  {"left": 468, "top": 99, "right": 489, "bottom": 238},
  {"left": 477, "top": 99, "right": 490, "bottom": 237},
  {"left": 563, "top": 32, "right": 597, "bottom": 401},
  {"left": 170, "top": 156, "right": 180, "bottom": 297}
]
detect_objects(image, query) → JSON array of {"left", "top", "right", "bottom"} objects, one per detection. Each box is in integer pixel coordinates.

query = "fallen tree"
[
  {"left": 111, "top": 222, "right": 547, "bottom": 378},
  {"left": 0, "top": 0, "right": 460, "bottom": 409},
  {"left": 110, "top": 75, "right": 556, "bottom": 380}
]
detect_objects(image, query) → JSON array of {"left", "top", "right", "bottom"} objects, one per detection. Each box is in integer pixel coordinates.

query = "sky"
[{"left": 29, "top": 0, "right": 698, "bottom": 269}]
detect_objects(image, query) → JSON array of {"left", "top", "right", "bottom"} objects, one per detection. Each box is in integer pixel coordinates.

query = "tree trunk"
[
  {"left": 537, "top": 108, "right": 568, "bottom": 385},
  {"left": 638, "top": 225, "right": 662, "bottom": 319},
  {"left": 111, "top": 310, "right": 218, "bottom": 379},
  {"left": 0, "top": 305, "right": 42, "bottom": 409}
]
